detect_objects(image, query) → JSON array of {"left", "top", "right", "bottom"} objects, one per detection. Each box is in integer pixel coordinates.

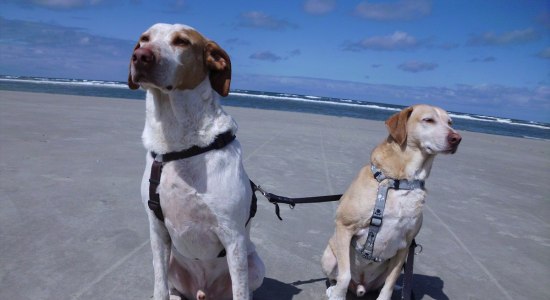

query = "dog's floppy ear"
[
  {"left": 385, "top": 106, "right": 414, "bottom": 145},
  {"left": 205, "top": 41, "right": 231, "bottom": 97},
  {"left": 128, "top": 42, "right": 140, "bottom": 90}
]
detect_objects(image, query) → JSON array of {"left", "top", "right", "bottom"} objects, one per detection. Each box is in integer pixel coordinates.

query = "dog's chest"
[
  {"left": 161, "top": 170, "right": 222, "bottom": 258},
  {"left": 157, "top": 149, "right": 248, "bottom": 259},
  {"left": 356, "top": 189, "right": 425, "bottom": 261}
]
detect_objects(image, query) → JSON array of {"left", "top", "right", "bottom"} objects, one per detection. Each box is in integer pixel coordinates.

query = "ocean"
[{"left": 1, "top": 75, "right": 548, "bottom": 140}]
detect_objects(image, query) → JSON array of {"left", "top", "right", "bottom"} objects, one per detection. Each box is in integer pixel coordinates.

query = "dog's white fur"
[
  {"left": 129, "top": 23, "right": 264, "bottom": 300},
  {"left": 321, "top": 105, "right": 461, "bottom": 300}
]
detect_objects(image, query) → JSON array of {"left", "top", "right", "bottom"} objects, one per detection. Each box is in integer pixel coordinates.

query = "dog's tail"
[
  {"left": 196, "top": 290, "right": 206, "bottom": 300},
  {"left": 356, "top": 284, "right": 366, "bottom": 297}
]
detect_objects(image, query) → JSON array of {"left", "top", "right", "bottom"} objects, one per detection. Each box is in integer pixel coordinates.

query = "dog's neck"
[
  {"left": 142, "top": 78, "right": 237, "bottom": 154},
  {"left": 371, "top": 138, "right": 435, "bottom": 181}
]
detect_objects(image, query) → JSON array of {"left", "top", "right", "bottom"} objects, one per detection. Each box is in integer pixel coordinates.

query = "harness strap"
[
  {"left": 354, "top": 182, "right": 391, "bottom": 262},
  {"left": 148, "top": 130, "right": 236, "bottom": 222},
  {"left": 146, "top": 131, "right": 240, "bottom": 259},
  {"left": 151, "top": 131, "right": 236, "bottom": 163},
  {"left": 148, "top": 159, "right": 164, "bottom": 221},
  {"left": 246, "top": 180, "right": 258, "bottom": 227},
  {"left": 353, "top": 164, "right": 425, "bottom": 261}
]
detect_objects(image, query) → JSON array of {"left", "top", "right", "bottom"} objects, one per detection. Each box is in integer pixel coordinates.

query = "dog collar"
[
  {"left": 352, "top": 164, "right": 425, "bottom": 262},
  {"left": 151, "top": 130, "right": 236, "bottom": 163},
  {"left": 370, "top": 164, "right": 425, "bottom": 190}
]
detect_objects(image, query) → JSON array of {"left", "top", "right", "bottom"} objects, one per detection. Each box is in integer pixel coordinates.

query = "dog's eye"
[
  {"left": 422, "top": 118, "right": 435, "bottom": 124},
  {"left": 173, "top": 37, "right": 191, "bottom": 47},
  {"left": 140, "top": 35, "right": 150, "bottom": 43}
]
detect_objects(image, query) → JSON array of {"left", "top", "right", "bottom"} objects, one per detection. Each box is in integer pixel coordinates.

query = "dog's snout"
[
  {"left": 132, "top": 47, "right": 155, "bottom": 67},
  {"left": 448, "top": 132, "right": 462, "bottom": 146}
]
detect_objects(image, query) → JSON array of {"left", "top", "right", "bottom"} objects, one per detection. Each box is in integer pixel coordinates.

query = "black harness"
[
  {"left": 148, "top": 130, "right": 239, "bottom": 222},
  {"left": 147, "top": 130, "right": 256, "bottom": 258}
]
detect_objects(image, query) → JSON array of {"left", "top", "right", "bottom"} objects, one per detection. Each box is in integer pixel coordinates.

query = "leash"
[
  {"left": 402, "top": 239, "right": 422, "bottom": 300},
  {"left": 147, "top": 133, "right": 421, "bottom": 296},
  {"left": 250, "top": 181, "right": 342, "bottom": 220},
  {"left": 252, "top": 165, "right": 423, "bottom": 299}
]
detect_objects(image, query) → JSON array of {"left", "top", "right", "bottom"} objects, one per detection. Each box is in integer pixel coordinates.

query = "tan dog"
[
  {"left": 321, "top": 105, "right": 461, "bottom": 300},
  {"left": 129, "top": 24, "right": 264, "bottom": 300}
]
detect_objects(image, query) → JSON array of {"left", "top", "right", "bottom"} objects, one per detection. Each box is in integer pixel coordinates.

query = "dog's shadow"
[
  {"left": 404, "top": 273, "right": 449, "bottom": 300},
  {"left": 253, "top": 277, "right": 303, "bottom": 300},
  {"left": 253, "top": 274, "right": 447, "bottom": 299}
]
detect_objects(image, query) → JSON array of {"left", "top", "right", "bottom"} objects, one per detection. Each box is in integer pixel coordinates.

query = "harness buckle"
[
  {"left": 393, "top": 180, "right": 400, "bottom": 189},
  {"left": 360, "top": 250, "right": 382, "bottom": 262},
  {"left": 370, "top": 216, "right": 382, "bottom": 226}
]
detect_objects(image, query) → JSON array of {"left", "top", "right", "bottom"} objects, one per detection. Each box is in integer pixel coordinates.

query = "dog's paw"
[
  {"left": 376, "top": 290, "right": 392, "bottom": 300},
  {"left": 326, "top": 286, "right": 346, "bottom": 300},
  {"left": 326, "top": 286, "right": 334, "bottom": 298}
]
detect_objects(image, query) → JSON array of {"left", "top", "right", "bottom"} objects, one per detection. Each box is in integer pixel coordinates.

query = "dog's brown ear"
[
  {"left": 205, "top": 41, "right": 231, "bottom": 97},
  {"left": 385, "top": 106, "right": 414, "bottom": 145},
  {"left": 128, "top": 42, "right": 140, "bottom": 90}
]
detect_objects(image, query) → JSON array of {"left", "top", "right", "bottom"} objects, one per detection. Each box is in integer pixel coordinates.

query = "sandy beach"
[{"left": 1, "top": 90, "right": 549, "bottom": 300}]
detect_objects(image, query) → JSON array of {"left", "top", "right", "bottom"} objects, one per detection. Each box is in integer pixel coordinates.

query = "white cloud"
[
  {"left": 354, "top": 0, "right": 431, "bottom": 21},
  {"left": 0, "top": 17, "right": 134, "bottom": 80},
  {"left": 434, "top": 42, "right": 459, "bottom": 50},
  {"left": 249, "top": 49, "right": 301, "bottom": 62},
  {"left": 237, "top": 11, "right": 297, "bottom": 30},
  {"left": 225, "top": 38, "right": 250, "bottom": 46},
  {"left": 537, "top": 47, "right": 550, "bottom": 59},
  {"left": 467, "top": 28, "right": 540, "bottom": 46},
  {"left": 304, "top": 0, "right": 336, "bottom": 15},
  {"left": 469, "top": 56, "right": 496, "bottom": 63},
  {"left": 288, "top": 49, "right": 301, "bottom": 57},
  {"left": 344, "top": 31, "right": 419, "bottom": 51},
  {"left": 79, "top": 37, "right": 90, "bottom": 45},
  {"left": 398, "top": 60, "right": 438, "bottom": 72},
  {"left": 20, "top": 0, "right": 103, "bottom": 9},
  {"left": 249, "top": 51, "right": 282, "bottom": 62}
]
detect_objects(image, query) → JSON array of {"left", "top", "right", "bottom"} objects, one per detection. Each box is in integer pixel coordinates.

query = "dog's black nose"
[
  {"left": 132, "top": 47, "right": 155, "bottom": 67},
  {"left": 448, "top": 132, "right": 462, "bottom": 146}
]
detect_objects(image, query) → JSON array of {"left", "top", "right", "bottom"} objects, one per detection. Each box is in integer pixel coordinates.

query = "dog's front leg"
[
  {"left": 222, "top": 232, "right": 250, "bottom": 300},
  {"left": 149, "top": 217, "right": 172, "bottom": 300},
  {"left": 328, "top": 224, "right": 354, "bottom": 300},
  {"left": 377, "top": 247, "right": 408, "bottom": 300}
]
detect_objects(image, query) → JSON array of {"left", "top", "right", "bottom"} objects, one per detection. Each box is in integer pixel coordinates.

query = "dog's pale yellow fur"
[{"left": 322, "top": 105, "right": 461, "bottom": 300}]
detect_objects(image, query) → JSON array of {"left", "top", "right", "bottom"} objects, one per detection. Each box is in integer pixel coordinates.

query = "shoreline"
[
  {"left": 1, "top": 82, "right": 548, "bottom": 140},
  {"left": 1, "top": 90, "right": 549, "bottom": 300}
]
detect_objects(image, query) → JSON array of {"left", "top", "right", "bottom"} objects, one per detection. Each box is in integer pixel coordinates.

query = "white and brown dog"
[
  {"left": 321, "top": 105, "right": 461, "bottom": 300},
  {"left": 128, "top": 23, "right": 264, "bottom": 300}
]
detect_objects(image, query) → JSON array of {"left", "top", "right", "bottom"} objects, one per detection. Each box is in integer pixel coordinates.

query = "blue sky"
[{"left": 0, "top": 0, "right": 549, "bottom": 122}]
